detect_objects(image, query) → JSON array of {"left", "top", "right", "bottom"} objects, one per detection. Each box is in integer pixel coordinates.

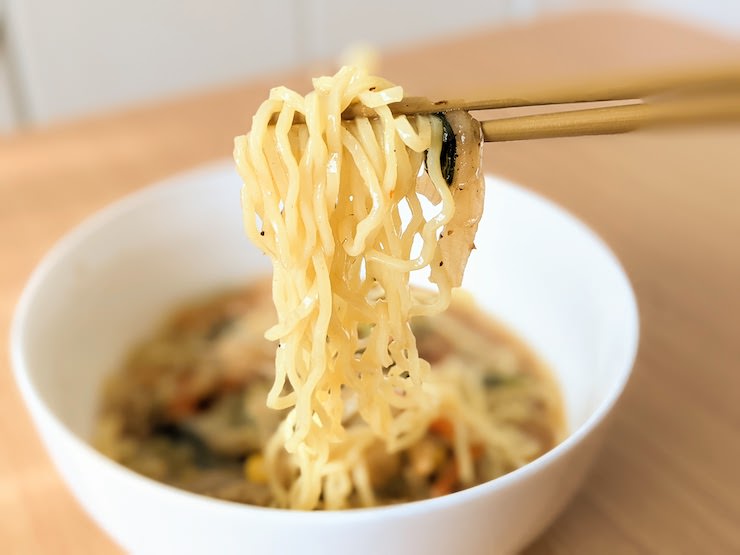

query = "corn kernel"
[{"left": 245, "top": 454, "right": 268, "bottom": 484}]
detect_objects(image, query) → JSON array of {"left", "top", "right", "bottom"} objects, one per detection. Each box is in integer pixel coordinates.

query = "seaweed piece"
[{"left": 424, "top": 113, "right": 457, "bottom": 186}]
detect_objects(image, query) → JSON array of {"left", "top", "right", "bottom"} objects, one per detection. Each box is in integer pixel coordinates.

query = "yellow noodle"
[
  {"left": 235, "top": 65, "right": 460, "bottom": 509},
  {"left": 234, "top": 65, "right": 556, "bottom": 510}
]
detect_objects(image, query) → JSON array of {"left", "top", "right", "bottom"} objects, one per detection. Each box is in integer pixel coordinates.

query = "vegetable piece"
[
  {"left": 483, "top": 372, "right": 521, "bottom": 388},
  {"left": 435, "top": 113, "right": 457, "bottom": 186},
  {"left": 428, "top": 417, "right": 455, "bottom": 442},
  {"left": 408, "top": 438, "right": 445, "bottom": 478},
  {"left": 244, "top": 454, "right": 268, "bottom": 484},
  {"left": 430, "top": 461, "right": 459, "bottom": 497}
]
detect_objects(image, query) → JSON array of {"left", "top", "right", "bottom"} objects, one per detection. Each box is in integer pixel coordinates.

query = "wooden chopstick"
[
  {"left": 346, "top": 62, "right": 740, "bottom": 119},
  {"left": 268, "top": 62, "right": 740, "bottom": 140},
  {"left": 480, "top": 93, "right": 740, "bottom": 142}
]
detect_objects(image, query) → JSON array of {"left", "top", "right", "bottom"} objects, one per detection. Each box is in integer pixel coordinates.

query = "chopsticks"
[
  {"left": 352, "top": 62, "right": 740, "bottom": 118},
  {"left": 407, "top": 62, "right": 740, "bottom": 142},
  {"left": 271, "top": 63, "right": 740, "bottom": 141},
  {"left": 479, "top": 92, "right": 740, "bottom": 142}
]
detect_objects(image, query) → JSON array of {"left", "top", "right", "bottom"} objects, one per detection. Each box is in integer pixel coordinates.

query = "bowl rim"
[{"left": 10, "top": 160, "right": 639, "bottom": 523}]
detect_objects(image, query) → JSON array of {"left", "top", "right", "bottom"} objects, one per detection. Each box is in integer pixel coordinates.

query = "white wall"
[
  {"left": 0, "top": 0, "right": 19, "bottom": 131},
  {"left": 1, "top": 0, "right": 738, "bottom": 131},
  {"left": 298, "top": 0, "right": 510, "bottom": 62},
  {"left": 5, "top": 0, "right": 299, "bottom": 124},
  {"left": 0, "top": 47, "right": 18, "bottom": 133}
]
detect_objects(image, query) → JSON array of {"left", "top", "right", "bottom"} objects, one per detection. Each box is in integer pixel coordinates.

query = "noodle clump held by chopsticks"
[{"left": 234, "top": 65, "right": 485, "bottom": 509}]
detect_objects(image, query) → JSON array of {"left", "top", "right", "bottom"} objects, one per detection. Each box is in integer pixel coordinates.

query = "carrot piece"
[
  {"left": 428, "top": 417, "right": 455, "bottom": 442},
  {"left": 430, "top": 462, "right": 459, "bottom": 497},
  {"left": 165, "top": 396, "right": 199, "bottom": 420}
]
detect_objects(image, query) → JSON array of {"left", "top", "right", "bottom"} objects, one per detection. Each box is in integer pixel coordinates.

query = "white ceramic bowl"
[{"left": 11, "top": 162, "right": 638, "bottom": 555}]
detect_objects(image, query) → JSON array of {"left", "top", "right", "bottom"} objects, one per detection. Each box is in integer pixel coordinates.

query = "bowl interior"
[{"left": 15, "top": 162, "right": 637, "bottom": 449}]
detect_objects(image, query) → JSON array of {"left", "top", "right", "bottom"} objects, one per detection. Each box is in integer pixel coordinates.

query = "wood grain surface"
[{"left": 1, "top": 11, "right": 739, "bottom": 554}]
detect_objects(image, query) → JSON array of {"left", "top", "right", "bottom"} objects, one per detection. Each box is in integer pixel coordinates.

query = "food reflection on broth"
[{"left": 94, "top": 277, "right": 564, "bottom": 507}]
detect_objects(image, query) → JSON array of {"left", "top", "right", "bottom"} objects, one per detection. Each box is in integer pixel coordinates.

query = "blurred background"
[{"left": 0, "top": 0, "right": 738, "bottom": 133}]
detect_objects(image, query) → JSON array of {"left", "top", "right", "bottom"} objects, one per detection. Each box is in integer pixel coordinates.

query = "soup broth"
[{"left": 94, "top": 278, "right": 564, "bottom": 508}]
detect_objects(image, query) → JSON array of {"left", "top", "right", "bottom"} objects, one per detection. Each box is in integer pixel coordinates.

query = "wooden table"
[{"left": 1, "top": 11, "right": 739, "bottom": 554}]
